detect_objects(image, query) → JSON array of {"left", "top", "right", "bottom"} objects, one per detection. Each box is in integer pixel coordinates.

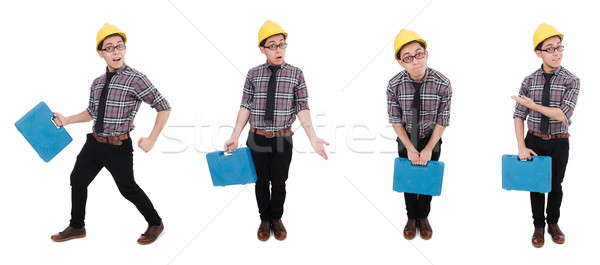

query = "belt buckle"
[
  {"left": 265, "top": 131, "right": 275, "bottom": 138},
  {"left": 541, "top": 134, "right": 552, "bottom": 140}
]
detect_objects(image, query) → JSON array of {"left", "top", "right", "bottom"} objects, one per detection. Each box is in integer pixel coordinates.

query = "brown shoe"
[
  {"left": 272, "top": 219, "right": 287, "bottom": 241},
  {"left": 137, "top": 222, "right": 164, "bottom": 245},
  {"left": 257, "top": 221, "right": 271, "bottom": 241},
  {"left": 403, "top": 219, "right": 417, "bottom": 240},
  {"left": 532, "top": 227, "right": 544, "bottom": 248},
  {"left": 51, "top": 226, "right": 86, "bottom": 242},
  {"left": 548, "top": 224, "right": 565, "bottom": 244},
  {"left": 418, "top": 218, "right": 433, "bottom": 240}
]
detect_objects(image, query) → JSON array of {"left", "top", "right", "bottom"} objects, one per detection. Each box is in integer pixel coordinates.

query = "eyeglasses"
[
  {"left": 540, "top": 45, "right": 564, "bottom": 53},
  {"left": 400, "top": 52, "right": 426, "bottom": 63},
  {"left": 101, "top": 44, "right": 126, "bottom": 52},
  {"left": 263, "top": 43, "right": 287, "bottom": 50}
]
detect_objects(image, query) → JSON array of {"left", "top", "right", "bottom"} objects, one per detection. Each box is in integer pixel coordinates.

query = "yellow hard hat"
[
  {"left": 393, "top": 29, "right": 427, "bottom": 60},
  {"left": 96, "top": 23, "right": 127, "bottom": 51},
  {"left": 533, "top": 23, "right": 563, "bottom": 51},
  {"left": 258, "top": 20, "right": 287, "bottom": 47}
]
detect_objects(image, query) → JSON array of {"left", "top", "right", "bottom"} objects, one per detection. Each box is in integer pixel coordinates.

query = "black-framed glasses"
[
  {"left": 263, "top": 43, "right": 287, "bottom": 50},
  {"left": 101, "top": 44, "right": 126, "bottom": 52},
  {"left": 400, "top": 52, "right": 426, "bottom": 63},
  {"left": 540, "top": 45, "right": 564, "bottom": 53}
]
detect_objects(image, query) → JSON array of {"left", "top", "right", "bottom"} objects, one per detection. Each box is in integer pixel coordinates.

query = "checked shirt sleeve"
[
  {"left": 560, "top": 76, "right": 579, "bottom": 125},
  {"left": 436, "top": 82, "right": 452, "bottom": 126},
  {"left": 387, "top": 80, "right": 402, "bottom": 124},
  {"left": 240, "top": 72, "right": 254, "bottom": 110},
  {"left": 293, "top": 70, "right": 309, "bottom": 113},
  {"left": 133, "top": 75, "right": 171, "bottom": 112},
  {"left": 513, "top": 79, "right": 530, "bottom": 120},
  {"left": 87, "top": 82, "right": 96, "bottom": 119}
]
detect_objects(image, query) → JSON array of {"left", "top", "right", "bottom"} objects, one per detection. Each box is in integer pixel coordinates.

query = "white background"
[{"left": 1, "top": 0, "right": 598, "bottom": 264}]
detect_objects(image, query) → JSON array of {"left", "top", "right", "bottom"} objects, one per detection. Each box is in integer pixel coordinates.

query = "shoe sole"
[{"left": 51, "top": 233, "right": 86, "bottom": 242}]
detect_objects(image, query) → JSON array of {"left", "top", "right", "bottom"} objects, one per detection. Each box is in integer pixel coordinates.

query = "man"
[
  {"left": 224, "top": 20, "right": 328, "bottom": 242},
  {"left": 387, "top": 29, "right": 452, "bottom": 240},
  {"left": 512, "top": 23, "right": 579, "bottom": 248},
  {"left": 50, "top": 23, "right": 171, "bottom": 245}
]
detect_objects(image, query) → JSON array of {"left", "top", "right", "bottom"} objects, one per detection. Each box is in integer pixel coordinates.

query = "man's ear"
[
  {"left": 535, "top": 50, "right": 542, "bottom": 58},
  {"left": 259, "top": 46, "right": 266, "bottom": 55},
  {"left": 397, "top": 59, "right": 407, "bottom": 69},
  {"left": 98, "top": 50, "right": 104, "bottom": 58}
]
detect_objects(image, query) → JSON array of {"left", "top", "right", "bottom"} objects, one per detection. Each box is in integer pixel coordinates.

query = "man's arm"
[
  {"left": 392, "top": 123, "right": 420, "bottom": 165},
  {"left": 513, "top": 117, "right": 537, "bottom": 160},
  {"left": 138, "top": 110, "right": 170, "bottom": 153},
  {"left": 511, "top": 95, "right": 566, "bottom": 122},
  {"left": 296, "top": 109, "right": 329, "bottom": 160},
  {"left": 52, "top": 110, "right": 93, "bottom": 127},
  {"left": 224, "top": 107, "right": 251, "bottom": 151},
  {"left": 419, "top": 124, "right": 445, "bottom": 165}
]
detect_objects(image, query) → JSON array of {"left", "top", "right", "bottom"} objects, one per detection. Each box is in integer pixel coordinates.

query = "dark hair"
[
  {"left": 98, "top": 33, "right": 125, "bottom": 51},
  {"left": 260, "top": 33, "right": 286, "bottom": 47},
  {"left": 396, "top": 40, "right": 426, "bottom": 60},
  {"left": 535, "top": 34, "right": 562, "bottom": 51}
]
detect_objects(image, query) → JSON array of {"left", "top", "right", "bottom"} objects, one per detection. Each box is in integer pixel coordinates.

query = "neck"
[
  {"left": 267, "top": 60, "right": 283, "bottom": 67},
  {"left": 542, "top": 63, "right": 558, "bottom": 74}
]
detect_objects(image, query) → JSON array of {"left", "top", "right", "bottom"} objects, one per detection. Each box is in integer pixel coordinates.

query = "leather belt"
[
  {"left": 250, "top": 127, "right": 294, "bottom": 138},
  {"left": 409, "top": 134, "right": 430, "bottom": 139},
  {"left": 528, "top": 130, "right": 569, "bottom": 140},
  {"left": 93, "top": 132, "right": 129, "bottom": 146}
]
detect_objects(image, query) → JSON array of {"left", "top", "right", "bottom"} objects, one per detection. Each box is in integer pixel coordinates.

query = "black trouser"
[
  {"left": 69, "top": 133, "right": 162, "bottom": 229},
  {"left": 247, "top": 132, "right": 293, "bottom": 222},
  {"left": 525, "top": 132, "right": 569, "bottom": 228},
  {"left": 397, "top": 135, "right": 441, "bottom": 220}
]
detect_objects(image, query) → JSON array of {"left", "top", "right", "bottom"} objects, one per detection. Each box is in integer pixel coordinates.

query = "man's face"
[
  {"left": 97, "top": 35, "right": 126, "bottom": 72},
  {"left": 535, "top": 36, "right": 562, "bottom": 71},
  {"left": 398, "top": 42, "right": 428, "bottom": 81},
  {"left": 260, "top": 34, "right": 286, "bottom": 66}
]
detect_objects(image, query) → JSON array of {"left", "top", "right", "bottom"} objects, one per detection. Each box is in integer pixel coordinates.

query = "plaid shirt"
[
  {"left": 87, "top": 64, "right": 171, "bottom": 137},
  {"left": 513, "top": 65, "right": 579, "bottom": 134},
  {"left": 240, "top": 62, "right": 309, "bottom": 131},
  {"left": 387, "top": 67, "right": 452, "bottom": 136}
]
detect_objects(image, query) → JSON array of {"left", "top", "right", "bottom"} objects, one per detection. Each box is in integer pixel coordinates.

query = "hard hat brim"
[{"left": 259, "top": 33, "right": 288, "bottom": 47}]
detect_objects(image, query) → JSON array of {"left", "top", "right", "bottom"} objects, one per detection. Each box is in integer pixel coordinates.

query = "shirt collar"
[
  {"left": 537, "top": 64, "right": 562, "bottom": 75},
  {"left": 264, "top": 60, "right": 287, "bottom": 70},
  {"left": 403, "top": 67, "right": 431, "bottom": 83},
  {"left": 106, "top": 63, "right": 128, "bottom": 75}
]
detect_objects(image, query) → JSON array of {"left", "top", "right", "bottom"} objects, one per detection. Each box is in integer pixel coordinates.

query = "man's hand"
[
  {"left": 408, "top": 150, "right": 420, "bottom": 165},
  {"left": 518, "top": 146, "right": 538, "bottom": 161},
  {"left": 511, "top": 95, "right": 536, "bottom": 109},
  {"left": 418, "top": 147, "right": 432, "bottom": 166},
  {"left": 310, "top": 137, "right": 330, "bottom": 160},
  {"left": 52, "top": 112, "right": 67, "bottom": 127},
  {"left": 224, "top": 137, "right": 239, "bottom": 153},
  {"left": 138, "top": 137, "right": 156, "bottom": 153}
]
